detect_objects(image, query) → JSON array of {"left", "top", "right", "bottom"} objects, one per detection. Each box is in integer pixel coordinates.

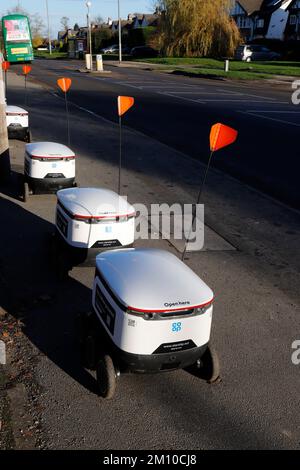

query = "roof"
[
  {"left": 237, "top": 0, "right": 265, "bottom": 14},
  {"left": 96, "top": 248, "right": 214, "bottom": 312},
  {"left": 57, "top": 188, "right": 135, "bottom": 218},
  {"left": 26, "top": 142, "right": 75, "bottom": 158}
]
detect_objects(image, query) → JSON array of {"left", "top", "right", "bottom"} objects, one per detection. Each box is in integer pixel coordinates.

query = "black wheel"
[
  {"left": 96, "top": 355, "right": 116, "bottom": 399},
  {"left": 186, "top": 344, "right": 220, "bottom": 384},
  {"left": 197, "top": 344, "right": 220, "bottom": 383},
  {"left": 23, "top": 182, "right": 30, "bottom": 202},
  {"left": 24, "top": 130, "right": 31, "bottom": 143}
]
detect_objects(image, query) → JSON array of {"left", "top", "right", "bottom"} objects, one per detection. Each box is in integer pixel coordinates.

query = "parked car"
[
  {"left": 130, "top": 46, "right": 159, "bottom": 58},
  {"left": 100, "top": 44, "right": 130, "bottom": 54},
  {"left": 234, "top": 44, "right": 281, "bottom": 62}
]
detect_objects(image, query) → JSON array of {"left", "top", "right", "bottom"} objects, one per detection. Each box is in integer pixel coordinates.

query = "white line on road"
[
  {"left": 239, "top": 111, "right": 300, "bottom": 127},
  {"left": 244, "top": 110, "right": 300, "bottom": 113}
]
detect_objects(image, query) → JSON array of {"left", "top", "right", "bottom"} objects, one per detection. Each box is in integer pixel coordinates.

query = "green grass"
[
  {"left": 136, "top": 57, "right": 300, "bottom": 79},
  {"left": 34, "top": 50, "right": 68, "bottom": 60},
  {"left": 171, "top": 67, "right": 272, "bottom": 80}
]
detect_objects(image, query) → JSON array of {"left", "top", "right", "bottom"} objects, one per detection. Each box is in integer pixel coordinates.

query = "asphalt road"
[
  {"left": 1, "top": 66, "right": 300, "bottom": 450},
  {"left": 16, "top": 58, "right": 300, "bottom": 209}
]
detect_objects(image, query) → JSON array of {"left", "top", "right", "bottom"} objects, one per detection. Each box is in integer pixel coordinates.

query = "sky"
[{"left": 1, "top": 0, "right": 153, "bottom": 37}]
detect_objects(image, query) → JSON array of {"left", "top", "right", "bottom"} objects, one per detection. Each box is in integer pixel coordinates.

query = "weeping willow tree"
[{"left": 155, "top": 0, "right": 241, "bottom": 57}]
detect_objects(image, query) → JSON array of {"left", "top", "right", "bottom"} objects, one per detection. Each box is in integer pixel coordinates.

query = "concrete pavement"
[{"left": 0, "top": 68, "right": 299, "bottom": 450}]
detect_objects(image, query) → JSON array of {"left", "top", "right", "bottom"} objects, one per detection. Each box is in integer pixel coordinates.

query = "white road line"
[
  {"left": 244, "top": 110, "right": 300, "bottom": 113},
  {"left": 197, "top": 99, "right": 284, "bottom": 103},
  {"left": 239, "top": 111, "right": 300, "bottom": 127},
  {"left": 157, "top": 91, "right": 206, "bottom": 104},
  {"left": 165, "top": 91, "right": 244, "bottom": 95}
]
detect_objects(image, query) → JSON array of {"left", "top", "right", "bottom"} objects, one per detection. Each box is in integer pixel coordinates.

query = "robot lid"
[
  {"left": 25, "top": 142, "right": 75, "bottom": 159},
  {"left": 95, "top": 248, "right": 214, "bottom": 313},
  {"left": 57, "top": 187, "right": 135, "bottom": 219},
  {"left": 6, "top": 105, "right": 28, "bottom": 116}
]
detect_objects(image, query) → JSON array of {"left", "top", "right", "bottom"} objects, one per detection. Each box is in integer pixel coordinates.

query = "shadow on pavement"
[{"left": 0, "top": 194, "right": 97, "bottom": 394}]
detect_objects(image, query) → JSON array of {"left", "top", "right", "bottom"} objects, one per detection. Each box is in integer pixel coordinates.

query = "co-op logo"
[{"left": 164, "top": 301, "right": 191, "bottom": 308}]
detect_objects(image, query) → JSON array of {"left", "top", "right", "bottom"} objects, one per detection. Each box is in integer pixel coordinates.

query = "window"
[
  {"left": 290, "top": 15, "right": 297, "bottom": 25},
  {"left": 256, "top": 19, "right": 264, "bottom": 28}
]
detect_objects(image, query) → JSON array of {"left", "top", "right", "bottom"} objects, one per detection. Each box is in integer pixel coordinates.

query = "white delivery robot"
[
  {"left": 6, "top": 105, "right": 30, "bottom": 142},
  {"left": 52, "top": 187, "right": 136, "bottom": 278},
  {"left": 80, "top": 248, "right": 220, "bottom": 399},
  {"left": 23, "top": 142, "right": 77, "bottom": 201}
]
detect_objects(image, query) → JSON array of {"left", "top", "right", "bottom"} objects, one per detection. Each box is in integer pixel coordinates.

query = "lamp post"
[
  {"left": 45, "top": 0, "right": 52, "bottom": 55},
  {"left": 118, "top": 0, "right": 122, "bottom": 64},
  {"left": 86, "top": 1, "right": 93, "bottom": 71}
]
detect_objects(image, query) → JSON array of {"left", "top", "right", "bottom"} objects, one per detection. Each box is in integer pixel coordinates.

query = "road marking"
[
  {"left": 239, "top": 111, "right": 300, "bottom": 127},
  {"left": 157, "top": 91, "right": 206, "bottom": 104},
  {"left": 244, "top": 110, "right": 300, "bottom": 113}
]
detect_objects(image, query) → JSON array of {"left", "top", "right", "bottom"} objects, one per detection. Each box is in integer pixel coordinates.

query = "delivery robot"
[
  {"left": 23, "top": 142, "right": 77, "bottom": 201},
  {"left": 80, "top": 248, "right": 220, "bottom": 399},
  {"left": 51, "top": 187, "right": 136, "bottom": 278}
]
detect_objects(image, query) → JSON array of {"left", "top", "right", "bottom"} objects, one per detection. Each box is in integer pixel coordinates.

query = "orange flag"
[
  {"left": 22, "top": 65, "right": 32, "bottom": 75},
  {"left": 210, "top": 123, "right": 238, "bottom": 152},
  {"left": 2, "top": 61, "right": 10, "bottom": 71},
  {"left": 118, "top": 96, "right": 134, "bottom": 117},
  {"left": 57, "top": 77, "right": 72, "bottom": 93}
]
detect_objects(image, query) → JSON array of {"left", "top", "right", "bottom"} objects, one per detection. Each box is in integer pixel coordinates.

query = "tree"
[
  {"left": 61, "top": 16, "right": 69, "bottom": 31},
  {"left": 6, "top": 4, "right": 45, "bottom": 41},
  {"left": 155, "top": 0, "right": 241, "bottom": 58},
  {"left": 93, "top": 15, "right": 103, "bottom": 25}
]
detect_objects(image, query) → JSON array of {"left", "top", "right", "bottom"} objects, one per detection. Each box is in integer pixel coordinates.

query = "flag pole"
[
  {"left": 65, "top": 91, "right": 70, "bottom": 147},
  {"left": 4, "top": 70, "right": 7, "bottom": 100},
  {"left": 181, "top": 150, "right": 214, "bottom": 261},
  {"left": 118, "top": 115, "right": 122, "bottom": 195},
  {"left": 24, "top": 74, "right": 27, "bottom": 106}
]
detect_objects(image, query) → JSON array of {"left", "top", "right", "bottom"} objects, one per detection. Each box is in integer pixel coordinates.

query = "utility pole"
[
  {"left": 46, "top": 0, "right": 52, "bottom": 55},
  {"left": 0, "top": 57, "right": 11, "bottom": 183},
  {"left": 118, "top": 0, "right": 122, "bottom": 64},
  {"left": 86, "top": 1, "right": 93, "bottom": 71}
]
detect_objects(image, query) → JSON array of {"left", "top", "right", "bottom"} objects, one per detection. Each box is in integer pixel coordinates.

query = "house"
[
  {"left": 231, "top": 0, "right": 299, "bottom": 41},
  {"left": 285, "top": 0, "right": 300, "bottom": 40},
  {"left": 230, "top": 1, "right": 263, "bottom": 41},
  {"left": 131, "top": 13, "right": 160, "bottom": 29}
]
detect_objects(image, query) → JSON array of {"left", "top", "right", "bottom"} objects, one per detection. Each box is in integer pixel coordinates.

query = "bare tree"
[
  {"left": 93, "top": 15, "right": 103, "bottom": 25},
  {"left": 60, "top": 16, "right": 70, "bottom": 31},
  {"left": 6, "top": 4, "right": 45, "bottom": 39},
  {"left": 155, "top": 0, "right": 240, "bottom": 57}
]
